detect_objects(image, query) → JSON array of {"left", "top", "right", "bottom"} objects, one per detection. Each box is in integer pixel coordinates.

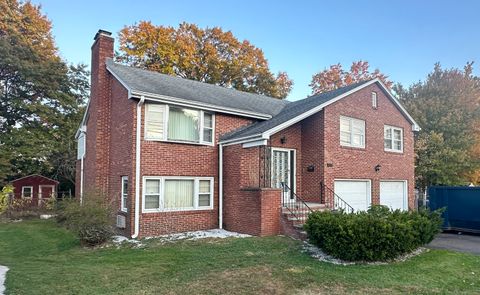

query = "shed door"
[
  {"left": 380, "top": 181, "right": 407, "bottom": 211},
  {"left": 334, "top": 180, "right": 371, "bottom": 212}
]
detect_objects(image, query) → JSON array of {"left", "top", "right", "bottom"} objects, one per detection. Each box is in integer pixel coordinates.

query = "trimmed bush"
[
  {"left": 56, "top": 197, "right": 113, "bottom": 246},
  {"left": 304, "top": 205, "right": 443, "bottom": 262}
]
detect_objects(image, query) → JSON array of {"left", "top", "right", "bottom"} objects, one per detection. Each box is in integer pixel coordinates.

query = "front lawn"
[{"left": 0, "top": 220, "right": 478, "bottom": 294}]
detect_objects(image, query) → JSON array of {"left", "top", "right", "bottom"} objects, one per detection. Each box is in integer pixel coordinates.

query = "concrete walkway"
[
  {"left": 428, "top": 233, "right": 480, "bottom": 255},
  {"left": 0, "top": 265, "right": 8, "bottom": 295}
]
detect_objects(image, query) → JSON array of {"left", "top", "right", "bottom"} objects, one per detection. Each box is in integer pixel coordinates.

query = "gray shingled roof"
[
  {"left": 106, "top": 59, "right": 288, "bottom": 117},
  {"left": 221, "top": 80, "right": 373, "bottom": 141}
]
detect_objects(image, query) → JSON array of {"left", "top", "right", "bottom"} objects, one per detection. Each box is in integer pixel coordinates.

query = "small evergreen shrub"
[
  {"left": 304, "top": 205, "right": 443, "bottom": 262},
  {"left": 57, "top": 197, "right": 113, "bottom": 246}
]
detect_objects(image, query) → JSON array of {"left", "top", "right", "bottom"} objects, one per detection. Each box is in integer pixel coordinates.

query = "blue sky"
[{"left": 32, "top": 0, "right": 480, "bottom": 100}]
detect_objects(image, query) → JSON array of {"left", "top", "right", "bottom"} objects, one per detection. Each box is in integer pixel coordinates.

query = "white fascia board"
[
  {"left": 106, "top": 64, "right": 133, "bottom": 98},
  {"left": 375, "top": 79, "right": 421, "bottom": 131},
  {"left": 242, "top": 139, "right": 267, "bottom": 148},
  {"left": 218, "top": 134, "right": 263, "bottom": 146},
  {"left": 262, "top": 78, "right": 421, "bottom": 137},
  {"left": 130, "top": 90, "right": 272, "bottom": 120}
]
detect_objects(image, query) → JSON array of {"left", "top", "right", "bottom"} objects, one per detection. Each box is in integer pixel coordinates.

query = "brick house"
[{"left": 76, "top": 30, "right": 420, "bottom": 238}]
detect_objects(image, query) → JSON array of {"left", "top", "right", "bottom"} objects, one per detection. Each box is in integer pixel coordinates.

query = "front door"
[
  {"left": 271, "top": 149, "right": 295, "bottom": 204},
  {"left": 39, "top": 185, "right": 55, "bottom": 206}
]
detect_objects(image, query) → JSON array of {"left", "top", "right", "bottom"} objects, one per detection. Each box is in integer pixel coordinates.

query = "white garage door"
[
  {"left": 334, "top": 180, "right": 371, "bottom": 212},
  {"left": 380, "top": 181, "right": 407, "bottom": 211}
]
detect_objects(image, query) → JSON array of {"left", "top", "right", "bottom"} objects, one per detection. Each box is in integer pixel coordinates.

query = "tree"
[
  {"left": 395, "top": 63, "right": 480, "bottom": 188},
  {"left": 117, "top": 21, "right": 293, "bottom": 98},
  {"left": 0, "top": 0, "right": 89, "bottom": 189},
  {"left": 310, "top": 61, "right": 392, "bottom": 94}
]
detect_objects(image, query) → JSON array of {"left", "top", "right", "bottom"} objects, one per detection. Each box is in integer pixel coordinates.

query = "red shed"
[{"left": 11, "top": 174, "right": 59, "bottom": 207}]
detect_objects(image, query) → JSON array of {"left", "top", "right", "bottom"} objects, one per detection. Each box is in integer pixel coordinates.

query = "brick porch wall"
[{"left": 223, "top": 143, "right": 282, "bottom": 236}]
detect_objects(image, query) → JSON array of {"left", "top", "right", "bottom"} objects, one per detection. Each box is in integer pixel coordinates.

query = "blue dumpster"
[{"left": 428, "top": 186, "right": 480, "bottom": 233}]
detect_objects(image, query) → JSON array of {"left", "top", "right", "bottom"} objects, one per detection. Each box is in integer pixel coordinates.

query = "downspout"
[
  {"left": 218, "top": 143, "right": 223, "bottom": 229},
  {"left": 132, "top": 95, "right": 145, "bottom": 239},
  {"left": 80, "top": 156, "right": 84, "bottom": 205}
]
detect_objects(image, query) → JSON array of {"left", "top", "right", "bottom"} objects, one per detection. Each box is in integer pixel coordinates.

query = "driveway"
[{"left": 428, "top": 233, "right": 480, "bottom": 255}]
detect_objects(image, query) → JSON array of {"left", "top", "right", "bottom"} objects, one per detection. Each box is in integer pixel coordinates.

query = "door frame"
[
  {"left": 271, "top": 147, "right": 296, "bottom": 202},
  {"left": 379, "top": 179, "right": 408, "bottom": 210},
  {"left": 38, "top": 185, "right": 55, "bottom": 206},
  {"left": 333, "top": 179, "right": 372, "bottom": 211}
]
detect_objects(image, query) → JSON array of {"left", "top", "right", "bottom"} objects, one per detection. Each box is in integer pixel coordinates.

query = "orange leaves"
[
  {"left": 117, "top": 21, "right": 292, "bottom": 98},
  {"left": 310, "top": 60, "right": 392, "bottom": 95}
]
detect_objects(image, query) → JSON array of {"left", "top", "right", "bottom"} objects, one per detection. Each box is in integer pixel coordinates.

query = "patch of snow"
[
  {"left": 146, "top": 229, "right": 251, "bottom": 242},
  {"left": 111, "top": 236, "right": 143, "bottom": 248},
  {"left": 40, "top": 214, "right": 55, "bottom": 220},
  {"left": 303, "top": 242, "right": 428, "bottom": 265},
  {"left": 0, "top": 265, "right": 8, "bottom": 295}
]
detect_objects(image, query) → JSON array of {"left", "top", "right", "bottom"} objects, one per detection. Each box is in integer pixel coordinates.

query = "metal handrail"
[
  {"left": 280, "top": 182, "right": 313, "bottom": 222},
  {"left": 321, "top": 182, "right": 355, "bottom": 213}
]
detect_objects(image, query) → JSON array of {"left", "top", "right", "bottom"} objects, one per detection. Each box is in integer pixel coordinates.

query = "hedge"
[{"left": 304, "top": 205, "right": 443, "bottom": 262}]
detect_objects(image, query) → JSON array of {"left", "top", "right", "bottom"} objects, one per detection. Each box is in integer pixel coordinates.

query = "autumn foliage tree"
[
  {"left": 117, "top": 21, "right": 293, "bottom": 98},
  {"left": 0, "top": 0, "right": 89, "bottom": 188},
  {"left": 310, "top": 61, "right": 392, "bottom": 94},
  {"left": 396, "top": 63, "right": 480, "bottom": 187}
]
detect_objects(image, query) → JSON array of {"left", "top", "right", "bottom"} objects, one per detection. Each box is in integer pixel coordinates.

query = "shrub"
[
  {"left": 57, "top": 197, "right": 114, "bottom": 246},
  {"left": 0, "top": 185, "right": 13, "bottom": 215},
  {"left": 304, "top": 205, "right": 443, "bottom": 262}
]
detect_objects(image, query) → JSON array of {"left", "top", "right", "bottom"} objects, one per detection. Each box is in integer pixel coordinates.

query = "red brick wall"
[
  {"left": 78, "top": 33, "right": 114, "bottom": 198},
  {"left": 301, "top": 111, "right": 325, "bottom": 201},
  {"left": 321, "top": 84, "right": 415, "bottom": 208},
  {"left": 138, "top": 109, "right": 253, "bottom": 237},
  {"left": 107, "top": 78, "right": 136, "bottom": 235}
]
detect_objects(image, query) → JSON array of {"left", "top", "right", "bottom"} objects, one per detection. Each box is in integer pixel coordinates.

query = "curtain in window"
[
  {"left": 168, "top": 107, "right": 199, "bottom": 142},
  {"left": 164, "top": 180, "right": 194, "bottom": 208},
  {"left": 145, "top": 180, "right": 160, "bottom": 209}
]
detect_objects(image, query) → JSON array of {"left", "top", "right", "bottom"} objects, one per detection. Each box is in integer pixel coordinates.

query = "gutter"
[
  {"left": 218, "top": 143, "right": 224, "bottom": 229},
  {"left": 132, "top": 95, "right": 145, "bottom": 239}
]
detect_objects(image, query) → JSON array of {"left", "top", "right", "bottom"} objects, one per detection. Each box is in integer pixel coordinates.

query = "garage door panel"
[
  {"left": 334, "top": 180, "right": 370, "bottom": 212},
  {"left": 380, "top": 181, "right": 406, "bottom": 211}
]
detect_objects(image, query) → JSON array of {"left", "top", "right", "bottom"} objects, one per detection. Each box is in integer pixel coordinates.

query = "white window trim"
[
  {"left": 21, "top": 186, "right": 33, "bottom": 198},
  {"left": 384, "top": 125, "right": 404, "bottom": 153},
  {"left": 121, "top": 176, "right": 128, "bottom": 212},
  {"left": 144, "top": 104, "right": 215, "bottom": 146},
  {"left": 142, "top": 176, "right": 214, "bottom": 213},
  {"left": 372, "top": 92, "right": 378, "bottom": 109},
  {"left": 340, "top": 116, "right": 366, "bottom": 149}
]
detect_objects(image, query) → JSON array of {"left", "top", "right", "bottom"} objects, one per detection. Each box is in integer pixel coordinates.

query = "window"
[
  {"left": 145, "top": 104, "right": 166, "bottom": 140},
  {"left": 145, "top": 104, "right": 214, "bottom": 144},
  {"left": 121, "top": 176, "right": 128, "bottom": 212},
  {"left": 22, "top": 186, "right": 33, "bottom": 198},
  {"left": 340, "top": 116, "right": 365, "bottom": 148},
  {"left": 77, "top": 132, "right": 85, "bottom": 160},
  {"left": 143, "top": 177, "right": 213, "bottom": 212},
  {"left": 384, "top": 125, "right": 403, "bottom": 152},
  {"left": 372, "top": 92, "right": 378, "bottom": 109}
]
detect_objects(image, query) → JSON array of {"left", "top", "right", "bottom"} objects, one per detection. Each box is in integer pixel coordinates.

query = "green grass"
[{"left": 0, "top": 220, "right": 479, "bottom": 294}]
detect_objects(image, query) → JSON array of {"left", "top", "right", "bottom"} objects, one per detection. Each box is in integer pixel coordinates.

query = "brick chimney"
[{"left": 85, "top": 29, "right": 114, "bottom": 196}]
